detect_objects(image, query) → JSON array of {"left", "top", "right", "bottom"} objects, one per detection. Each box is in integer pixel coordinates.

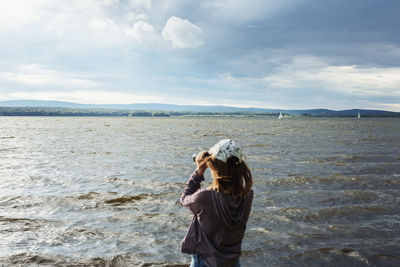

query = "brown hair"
[{"left": 204, "top": 155, "right": 252, "bottom": 198}]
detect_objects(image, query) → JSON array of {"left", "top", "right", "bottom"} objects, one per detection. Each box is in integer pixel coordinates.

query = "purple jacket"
[{"left": 180, "top": 171, "right": 254, "bottom": 267}]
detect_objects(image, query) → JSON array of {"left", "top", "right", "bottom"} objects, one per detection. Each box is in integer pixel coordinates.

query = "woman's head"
[{"left": 205, "top": 139, "right": 252, "bottom": 198}]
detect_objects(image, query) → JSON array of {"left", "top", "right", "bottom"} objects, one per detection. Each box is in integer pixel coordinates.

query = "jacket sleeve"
[{"left": 180, "top": 171, "right": 207, "bottom": 214}]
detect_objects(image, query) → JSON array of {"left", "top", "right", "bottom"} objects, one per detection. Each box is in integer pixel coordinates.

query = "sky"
[{"left": 0, "top": 0, "right": 400, "bottom": 111}]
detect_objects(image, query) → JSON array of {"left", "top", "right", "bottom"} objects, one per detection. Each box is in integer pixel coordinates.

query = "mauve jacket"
[{"left": 180, "top": 171, "right": 254, "bottom": 267}]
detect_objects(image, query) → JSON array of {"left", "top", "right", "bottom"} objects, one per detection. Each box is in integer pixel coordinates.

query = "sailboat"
[
  {"left": 279, "top": 112, "right": 283, "bottom": 120},
  {"left": 357, "top": 111, "right": 360, "bottom": 119}
]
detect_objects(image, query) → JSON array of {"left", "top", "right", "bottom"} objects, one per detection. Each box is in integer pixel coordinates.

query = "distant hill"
[
  {"left": 0, "top": 100, "right": 278, "bottom": 112},
  {"left": 0, "top": 100, "right": 399, "bottom": 117}
]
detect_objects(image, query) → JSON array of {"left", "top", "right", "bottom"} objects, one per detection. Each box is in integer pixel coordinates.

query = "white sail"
[
  {"left": 358, "top": 112, "right": 360, "bottom": 119},
  {"left": 279, "top": 112, "right": 283, "bottom": 119}
]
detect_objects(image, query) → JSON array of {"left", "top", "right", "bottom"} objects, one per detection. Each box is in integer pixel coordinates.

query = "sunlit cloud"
[
  {"left": 206, "top": 56, "right": 400, "bottom": 97},
  {"left": 0, "top": 90, "right": 159, "bottom": 105},
  {"left": 263, "top": 56, "right": 400, "bottom": 96},
  {"left": 377, "top": 103, "right": 400, "bottom": 112},
  {"left": 0, "top": 64, "right": 105, "bottom": 89},
  {"left": 162, "top": 16, "right": 204, "bottom": 48}
]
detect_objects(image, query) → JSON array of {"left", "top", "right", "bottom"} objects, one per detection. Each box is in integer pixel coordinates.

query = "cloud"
[
  {"left": 377, "top": 103, "right": 400, "bottom": 112},
  {"left": 211, "top": 0, "right": 302, "bottom": 23},
  {"left": 0, "top": 90, "right": 159, "bottom": 104},
  {"left": 182, "top": 55, "right": 400, "bottom": 110},
  {"left": 125, "top": 20, "right": 158, "bottom": 42},
  {"left": 0, "top": 88, "right": 253, "bottom": 107},
  {"left": 130, "top": 0, "right": 152, "bottom": 11},
  {"left": 0, "top": 64, "right": 105, "bottom": 89},
  {"left": 88, "top": 18, "right": 158, "bottom": 46},
  {"left": 212, "top": 56, "right": 400, "bottom": 98},
  {"left": 162, "top": 16, "right": 204, "bottom": 48},
  {"left": 263, "top": 56, "right": 400, "bottom": 96},
  {"left": 0, "top": 0, "right": 47, "bottom": 29},
  {"left": 0, "top": 0, "right": 159, "bottom": 49}
]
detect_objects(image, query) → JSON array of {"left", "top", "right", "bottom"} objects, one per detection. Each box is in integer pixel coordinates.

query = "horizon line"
[{"left": 0, "top": 99, "right": 399, "bottom": 113}]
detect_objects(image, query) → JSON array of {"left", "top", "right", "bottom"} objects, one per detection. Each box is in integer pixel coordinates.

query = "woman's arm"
[
  {"left": 180, "top": 151, "right": 209, "bottom": 214},
  {"left": 180, "top": 171, "right": 207, "bottom": 214}
]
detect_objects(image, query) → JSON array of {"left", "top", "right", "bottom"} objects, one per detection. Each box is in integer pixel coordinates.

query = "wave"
[
  {"left": 3, "top": 252, "right": 190, "bottom": 266},
  {"left": 0, "top": 136, "right": 15, "bottom": 139},
  {"left": 0, "top": 216, "right": 49, "bottom": 233},
  {"left": 71, "top": 191, "right": 174, "bottom": 207},
  {"left": 264, "top": 173, "right": 350, "bottom": 186},
  {"left": 247, "top": 143, "right": 270, "bottom": 148},
  {"left": 0, "top": 147, "right": 19, "bottom": 152},
  {"left": 261, "top": 174, "right": 400, "bottom": 188},
  {"left": 105, "top": 176, "right": 135, "bottom": 185},
  {"left": 6, "top": 253, "right": 57, "bottom": 266},
  {"left": 104, "top": 192, "right": 170, "bottom": 206},
  {"left": 302, "top": 205, "right": 388, "bottom": 223},
  {"left": 76, "top": 191, "right": 104, "bottom": 200},
  {"left": 289, "top": 247, "right": 370, "bottom": 265},
  {"left": 287, "top": 246, "right": 400, "bottom": 266}
]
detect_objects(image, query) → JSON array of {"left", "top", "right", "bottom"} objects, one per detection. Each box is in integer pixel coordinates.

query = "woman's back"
[
  {"left": 181, "top": 139, "right": 253, "bottom": 267},
  {"left": 181, "top": 173, "right": 253, "bottom": 266}
]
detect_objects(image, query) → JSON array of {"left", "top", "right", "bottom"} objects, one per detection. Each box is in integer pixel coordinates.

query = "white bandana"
[{"left": 208, "top": 139, "right": 242, "bottom": 163}]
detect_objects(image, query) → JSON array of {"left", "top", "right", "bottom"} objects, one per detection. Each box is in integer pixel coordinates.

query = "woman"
[{"left": 180, "top": 139, "right": 254, "bottom": 267}]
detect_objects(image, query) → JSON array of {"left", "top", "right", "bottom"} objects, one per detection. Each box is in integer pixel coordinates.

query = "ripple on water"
[
  {"left": 302, "top": 205, "right": 389, "bottom": 223},
  {"left": 287, "top": 247, "right": 371, "bottom": 266},
  {"left": 4, "top": 252, "right": 192, "bottom": 266},
  {"left": 0, "top": 216, "right": 48, "bottom": 233}
]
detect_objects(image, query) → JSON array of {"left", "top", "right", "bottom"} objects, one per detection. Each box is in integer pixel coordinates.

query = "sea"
[{"left": 0, "top": 116, "right": 399, "bottom": 266}]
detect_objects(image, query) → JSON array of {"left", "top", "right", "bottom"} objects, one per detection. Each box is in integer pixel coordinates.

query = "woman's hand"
[{"left": 195, "top": 151, "right": 209, "bottom": 176}]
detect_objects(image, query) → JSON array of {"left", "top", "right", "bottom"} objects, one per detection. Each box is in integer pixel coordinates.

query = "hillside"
[{"left": 0, "top": 100, "right": 399, "bottom": 117}]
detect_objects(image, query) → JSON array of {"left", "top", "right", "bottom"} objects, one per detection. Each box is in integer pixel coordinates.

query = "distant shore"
[{"left": 1, "top": 106, "right": 399, "bottom": 117}]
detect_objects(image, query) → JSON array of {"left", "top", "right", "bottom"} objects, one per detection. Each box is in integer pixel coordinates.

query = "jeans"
[{"left": 190, "top": 254, "right": 240, "bottom": 267}]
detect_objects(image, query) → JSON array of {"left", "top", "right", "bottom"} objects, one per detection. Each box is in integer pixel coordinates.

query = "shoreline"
[{"left": 1, "top": 107, "right": 399, "bottom": 118}]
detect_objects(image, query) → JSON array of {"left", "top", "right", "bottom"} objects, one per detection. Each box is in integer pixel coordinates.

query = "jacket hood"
[{"left": 210, "top": 190, "right": 253, "bottom": 229}]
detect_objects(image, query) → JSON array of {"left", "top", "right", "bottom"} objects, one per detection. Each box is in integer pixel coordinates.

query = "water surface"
[{"left": 0, "top": 117, "right": 399, "bottom": 266}]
